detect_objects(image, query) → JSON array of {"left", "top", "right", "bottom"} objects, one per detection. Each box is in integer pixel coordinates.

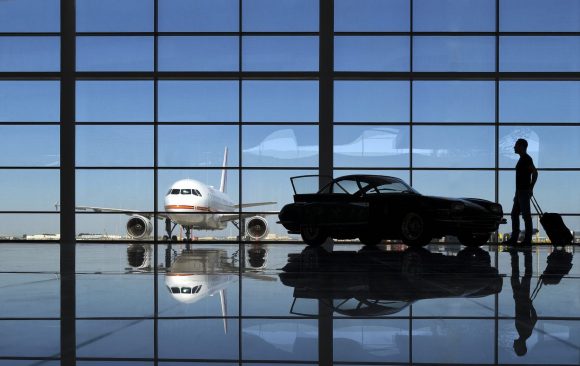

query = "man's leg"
[
  {"left": 508, "top": 193, "right": 522, "bottom": 243},
  {"left": 519, "top": 190, "right": 533, "bottom": 244}
]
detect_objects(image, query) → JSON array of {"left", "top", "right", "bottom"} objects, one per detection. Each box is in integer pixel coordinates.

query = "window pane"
[
  {"left": 0, "top": 170, "right": 59, "bottom": 211},
  {"left": 0, "top": 126, "right": 59, "bottom": 167},
  {"left": 501, "top": 0, "right": 580, "bottom": 32},
  {"left": 414, "top": 0, "right": 495, "bottom": 31},
  {"left": 334, "top": 126, "right": 410, "bottom": 168},
  {"left": 76, "top": 81, "right": 154, "bottom": 122},
  {"left": 0, "top": 0, "right": 59, "bottom": 32},
  {"left": 413, "top": 37, "right": 495, "bottom": 72},
  {"left": 0, "top": 37, "right": 59, "bottom": 72},
  {"left": 0, "top": 81, "right": 60, "bottom": 122},
  {"left": 499, "top": 171, "right": 580, "bottom": 214},
  {"left": 0, "top": 215, "right": 59, "bottom": 240},
  {"left": 413, "top": 170, "right": 495, "bottom": 201},
  {"left": 243, "top": 37, "right": 318, "bottom": 72},
  {"left": 500, "top": 126, "right": 580, "bottom": 169},
  {"left": 242, "top": 170, "right": 311, "bottom": 212},
  {"left": 243, "top": 0, "right": 318, "bottom": 32},
  {"left": 77, "top": 320, "right": 153, "bottom": 358},
  {"left": 501, "top": 37, "right": 580, "bottom": 72},
  {"left": 158, "top": 0, "right": 238, "bottom": 32},
  {"left": 243, "top": 126, "right": 318, "bottom": 167},
  {"left": 413, "top": 81, "right": 495, "bottom": 122},
  {"left": 76, "top": 170, "right": 153, "bottom": 211},
  {"left": 500, "top": 81, "right": 580, "bottom": 123},
  {"left": 334, "top": 81, "right": 409, "bottom": 122},
  {"left": 77, "top": 0, "right": 153, "bottom": 32},
  {"left": 334, "top": 0, "right": 409, "bottom": 32},
  {"left": 413, "top": 126, "right": 495, "bottom": 168},
  {"left": 158, "top": 81, "right": 238, "bottom": 122},
  {"left": 243, "top": 81, "right": 318, "bottom": 122},
  {"left": 159, "top": 37, "right": 238, "bottom": 71},
  {"left": 158, "top": 125, "right": 239, "bottom": 167},
  {"left": 76, "top": 126, "right": 153, "bottom": 167},
  {"left": 0, "top": 321, "right": 59, "bottom": 357},
  {"left": 335, "top": 36, "right": 409, "bottom": 72},
  {"left": 77, "top": 37, "right": 154, "bottom": 71}
]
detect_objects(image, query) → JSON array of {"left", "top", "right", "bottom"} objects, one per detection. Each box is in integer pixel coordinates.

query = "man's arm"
[{"left": 530, "top": 163, "right": 538, "bottom": 191}]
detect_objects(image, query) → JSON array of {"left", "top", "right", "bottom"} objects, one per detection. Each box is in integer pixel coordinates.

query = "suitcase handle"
[{"left": 531, "top": 195, "right": 543, "bottom": 217}]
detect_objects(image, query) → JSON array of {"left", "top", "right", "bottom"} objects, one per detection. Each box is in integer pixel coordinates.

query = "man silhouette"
[
  {"left": 510, "top": 248, "right": 536, "bottom": 356},
  {"left": 505, "top": 139, "right": 538, "bottom": 246}
]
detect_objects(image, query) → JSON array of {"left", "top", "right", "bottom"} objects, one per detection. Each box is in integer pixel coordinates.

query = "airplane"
[{"left": 75, "top": 147, "right": 277, "bottom": 242}]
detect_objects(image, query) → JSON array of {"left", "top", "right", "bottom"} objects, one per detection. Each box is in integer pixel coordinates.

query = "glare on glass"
[
  {"left": 413, "top": 126, "right": 495, "bottom": 168},
  {"left": 243, "top": 0, "right": 319, "bottom": 32},
  {"left": 76, "top": 0, "right": 153, "bottom": 32},
  {"left": 0, "top": 0, "right": 59, "bottom": 32},
  {"left": 76, "top": 125, "right": 154, "bottom": 167},
  {"left": 499, "top": 126, "right": 580, "bottom": 169},
  {"left": 501, "top": 37, "right": 580, "bottom": 72},
  {"left": 243, "top": 81, "right": 318, "bottom": 122},
  {"left": 0, "top": 170, "right": 59, "bottom": 211},
  {"left": 0, "top": 126, "right": 59, "bottom": 167},
  {"left": 158, "top": 0, "right": 238, "bottom": 32},
  {"left": 76, "top": 81, "right": 154, "bottom": 122},
  {"left": 0, "top": 37, "right": 59, "bottom": 72},
  {"left": 334, "top": 81, "right": 409, "bottom": 122},
  {"left": 334, "top": 0, "right": 409, "bottom": 31},
  {"left": 158, "top": 81, "right": 239, "bottom": 122},
  {"left": 158, "top": 125, "right": 239, "bottom": 167},
  {"left": 413, "top": 36, "right": 495, "bottom": 72},
  {"left": 501, "top": 0, "right": 580, "bottom": 32},
  {"left": 77, "top": 37, "right": 154, "bottom": 71},
  {"left": 334, "top": 125, "right": 410, "bottom": 168},
  {"left": 334, "top": 36, "right": 409, "bottom": 72},
  {"left": 158, "top": 36, "right": 239, "bottom": 71},
  {"left": 0, "top": 81, "right": 60, "bottom": 123},
  {"left": 76, "top": 170, "right": 153, "bottom": 211},
  {"left": 500, "top": 81, "right": 580, "bottom": 123},
  {"left": 243, "top": 36, "right": 319, "bottom": 72},
  {"left": 413, "top": 0, "right": 495, "bottom": 31},
  {"left": 243, "top": 125, "right": 318, "bottom": 167},
  {"left": 413, "top": 81, "right": 495, "bottom": 122}
]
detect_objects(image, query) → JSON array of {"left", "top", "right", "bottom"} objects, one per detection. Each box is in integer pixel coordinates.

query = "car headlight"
[
  {"left": 489, "top": 204, "right": 502, "bottom": 214},
  {"left": 451, "top": 202, "right": 465, "bottom": 212}
]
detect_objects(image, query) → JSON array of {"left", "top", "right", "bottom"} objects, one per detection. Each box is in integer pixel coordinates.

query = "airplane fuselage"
[{"left": 164, "top": 178, "right": 234, "bottom": 229}]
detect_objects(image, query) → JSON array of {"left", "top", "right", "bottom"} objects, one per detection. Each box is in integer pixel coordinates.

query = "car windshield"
[{"left": 327, "top": 176, "right": 416, "bottom": 195}]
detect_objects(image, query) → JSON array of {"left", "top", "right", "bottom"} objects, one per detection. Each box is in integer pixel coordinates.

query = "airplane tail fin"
[{"left": 219, "top": 147, "right": 228, "bottom": 193}]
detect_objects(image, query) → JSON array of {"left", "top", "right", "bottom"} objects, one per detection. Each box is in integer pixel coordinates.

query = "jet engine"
[
  {"left": 126, "top": 215, "right": 153, "bottom": 239},
  {"left": 245, "top": 216, "right": 269, "bottom": 240}
]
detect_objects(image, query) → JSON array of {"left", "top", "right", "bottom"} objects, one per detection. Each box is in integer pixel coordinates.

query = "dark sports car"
[{"left": 278, "top": 175, "right": 504, "bottom": 247}]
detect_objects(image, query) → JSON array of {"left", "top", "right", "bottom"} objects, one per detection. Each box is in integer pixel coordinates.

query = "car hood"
[{"left": 426, "top": 196, "right": 492, "bottom": 211}]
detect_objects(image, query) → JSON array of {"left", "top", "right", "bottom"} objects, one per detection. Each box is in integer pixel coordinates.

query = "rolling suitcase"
[{"left": 531, "top": 196, "right": 573, "bottom": 245}]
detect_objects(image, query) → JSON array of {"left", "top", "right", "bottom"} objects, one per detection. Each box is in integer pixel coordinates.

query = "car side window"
[{"left": 333, "top": 179, "right": 359, "bottom": 194}]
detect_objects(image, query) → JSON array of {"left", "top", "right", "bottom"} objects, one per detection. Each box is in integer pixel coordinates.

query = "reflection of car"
[
  {"left": 278, "top": 175, "right": 504, "bottom": 247},
  {"left": 279, "top": 247, "right": 502, "bottom": 316}
]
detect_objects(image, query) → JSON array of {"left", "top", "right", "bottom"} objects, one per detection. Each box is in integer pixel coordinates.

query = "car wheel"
[
  {"left": 300, "top": 225, "right": 327, "bottom": 246},
  {"left": 457, "top": 232, "right": 490, "bottom": 247},
  {"left": 359, "top": 232, "right": 383, "bottom": 246},
  {"left": 400, "top": 212, "right": 432, "bottom": 247}
]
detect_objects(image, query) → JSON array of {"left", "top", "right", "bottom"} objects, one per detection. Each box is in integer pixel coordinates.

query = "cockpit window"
[
  {"left": 171, "top": 189, "right": 180, "bottom": 195},
  {"left": 181, "top": 287, "right": 192, "bottom": 294},
  {"left": 195, "top": 189, "right": 202, "bottom": 197},
  {"left": 195, "top": 285, "right": 202, "bottom": 293},
  {"left": 181, "top": 189, "right": 191, "bottom": 195},
  {"left": 170, "top": 287, "right": 180, "bottom": 294}
]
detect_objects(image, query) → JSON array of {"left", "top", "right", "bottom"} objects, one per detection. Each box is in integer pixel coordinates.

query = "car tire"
[
  {"left": 400, "top": 212, "right": 432, "bottom": 247},
  {"left": 359, "top": 232, "right": 383, "bottom": 246},
  {"left": 457, "top": 232, "right": 490, "bottom": 247},
  {"left": 300, "top": 225, "right": 327, "bottom": 246}
]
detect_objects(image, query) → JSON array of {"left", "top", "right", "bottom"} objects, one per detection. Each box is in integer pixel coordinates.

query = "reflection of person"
[
  {"left": 510, "top": 249, "right": 537, "bottom": 356},
  {"left": 505, "top": 139, "right": 538, "bottom": 246}
]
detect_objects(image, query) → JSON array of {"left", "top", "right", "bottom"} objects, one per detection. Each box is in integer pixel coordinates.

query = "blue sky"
[{"left": 0, "top": 0, "right": 579, "bottom": 236}]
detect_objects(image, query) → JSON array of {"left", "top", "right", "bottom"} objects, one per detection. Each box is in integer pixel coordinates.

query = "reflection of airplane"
[
  {"left": 279, "top": 246, "right": 502, "bottom": 316},
  {"left": 75, "top": 148, "right": 276, "bottom": 241},
  {"left": 243, "top": 128, "right": 446, "bottom": 159},
  {"left": 126, "top": 243, "right": 276, "bottom": 333}
]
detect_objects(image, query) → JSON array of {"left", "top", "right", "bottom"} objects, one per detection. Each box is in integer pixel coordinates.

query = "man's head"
[
  {"left": 514, "top": 138, "right": 528, "bottom": 155},
  {"left": 513, "top": 338, "right": 528, "bottom": 356}
]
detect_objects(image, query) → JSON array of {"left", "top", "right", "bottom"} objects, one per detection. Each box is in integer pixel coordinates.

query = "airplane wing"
[
  {"left": 75, "top": 206, "right": 169, "bottom": 220},
  {"left": 219, "top": 211, "right": 279, "bottom": 223},
  {"left": 233, "top": 202, "right": 276, "bottom": 209}
]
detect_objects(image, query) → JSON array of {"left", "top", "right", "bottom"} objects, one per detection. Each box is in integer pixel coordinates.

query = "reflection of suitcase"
[{"left": 531, "top": 196, "right": 573, "bottom": 245}]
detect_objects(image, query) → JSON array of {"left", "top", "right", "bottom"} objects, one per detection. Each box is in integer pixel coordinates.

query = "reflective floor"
[{"left": 0, "top": 242, "right": 579, "bottom": 365}]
